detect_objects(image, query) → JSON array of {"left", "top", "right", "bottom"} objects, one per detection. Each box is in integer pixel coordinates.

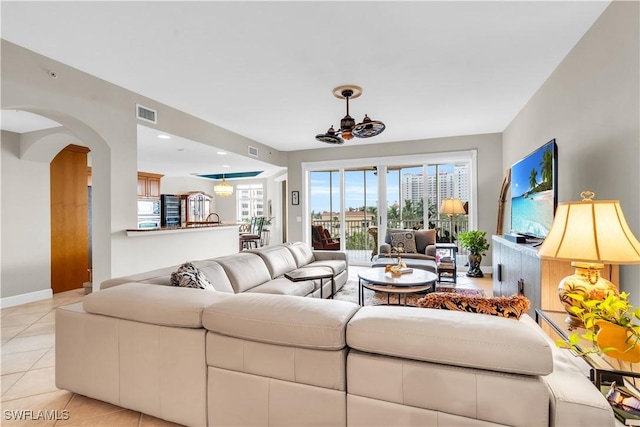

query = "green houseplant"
[
  {"left": 557, "top": 292, "right": 640, "bottom": 362},
  {"left": 457, "top": 230, "right": 490, "bottom": 278}
]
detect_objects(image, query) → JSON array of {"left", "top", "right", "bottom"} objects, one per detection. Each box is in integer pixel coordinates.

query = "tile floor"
[
  {"left": 0, "top": 271, "right": 492, "bottom": 427},
  {"left": 1, "top": 289, "right": 181, "bottom": 426}
]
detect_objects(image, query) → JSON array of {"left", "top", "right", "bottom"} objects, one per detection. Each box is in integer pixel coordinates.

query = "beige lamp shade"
[
  {"left": 214, "top": 177, "right": 233, "bottom": 197},
  {"left": 439, "top": 198, "right": 466, "bottom": 216},
  {"left": 538, "top": 196, "right": 640, "bottom": 264}
]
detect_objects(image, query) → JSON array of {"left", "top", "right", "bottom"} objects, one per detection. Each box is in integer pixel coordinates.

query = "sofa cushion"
[
  {"left": 413, "top": 229, "right": 436, "bottom": 253},
  {"left": 245, "top": 277, "right": 314, "bottom": 297},
  {"left": 303, "top": 260, "right": 347, "bottom": 276},
  {"left": 215, "top": 252, "right": 272, "bottom": 293},
  {"left": 83, "top": 282, "right": 229, "bottom": 328},
  {"left": 417, "top": 293, "right": 531, "bottom": 319},
  {"left": 248, "top": 245, "right": 299, "bottom": 278},
  {"left": 346, "top": 306, "right": 553, "bottom": 376},
  {"left": 203, "top": 293, "right": 360, "bottom": 350},
  {"left": 389, "top": 231, "right": 418, "bottom": 253},
  {"left": 170, "top": 262, "right": 215, "bottom": 290},
  {"left": 286, "top": 242, "right": 315, "bottom": 267}
]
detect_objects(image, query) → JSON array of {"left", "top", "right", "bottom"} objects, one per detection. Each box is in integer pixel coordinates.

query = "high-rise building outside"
[{"left": 403, "top": 164, "right": 469, "bottom": 206}]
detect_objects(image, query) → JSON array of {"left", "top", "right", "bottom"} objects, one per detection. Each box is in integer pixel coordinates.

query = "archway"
[{"left": 6, "top": 106, "right": 111, "bottom": 293}]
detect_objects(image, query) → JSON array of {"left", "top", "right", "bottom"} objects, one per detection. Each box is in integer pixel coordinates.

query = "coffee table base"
[
  {"left": 360, "top": 281, "right": 433, "bottom": 306},
  {"left": 357, "top": 267, "right": 438, "bottom": 306}
]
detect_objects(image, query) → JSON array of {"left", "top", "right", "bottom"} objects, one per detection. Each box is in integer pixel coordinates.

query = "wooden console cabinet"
[{"left": 492, "top": 235, "right": 619, "bottom": 315}]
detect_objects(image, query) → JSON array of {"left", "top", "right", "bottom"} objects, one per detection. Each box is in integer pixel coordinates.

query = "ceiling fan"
[{"left": 315, "top": 85, "right": 386, "bottom": 145}]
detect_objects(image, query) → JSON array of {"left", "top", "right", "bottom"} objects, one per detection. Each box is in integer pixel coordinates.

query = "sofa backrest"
[
  {"left": 347, "top": 306, "right": 552, "bottom": 376},
  {"left": 214, "top": 252, "right": 272, "bottom": 293},
  {"left": 100, "top": 265, "right": 179, "bottom": 289},
  {"left": 191, "top": 260, "right": 235, "bottom": 293},
  {"left": 247, "top": 244, "right": 299, "bottom": 278},
  {"left": 286, "top": 242, "right": 315, "bottom": 267},
  {"left": 84, "top": 282, "right": 231, "bottom": 328},
  {"left": 385, "top": 228, "right": 436, "bottom": 253}
]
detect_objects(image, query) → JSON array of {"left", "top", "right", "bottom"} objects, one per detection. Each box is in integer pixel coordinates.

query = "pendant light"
[{"left": 214, "top": 175, "right": 233, "bottom": 197}]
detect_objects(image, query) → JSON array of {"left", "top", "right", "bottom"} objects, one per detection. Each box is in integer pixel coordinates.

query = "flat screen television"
[{"left": 510, "top": 139, "right": 558, "bottom": 239}]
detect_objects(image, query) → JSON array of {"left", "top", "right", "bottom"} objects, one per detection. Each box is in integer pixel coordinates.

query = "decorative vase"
[
  {"left": 466, "top": 253, "right": 483, "bottom": 278},
  {"left": 595, "top": 320, "right": 640, "bottom": 363},
  {"left": 558, "top": 262, "right": 618, "bottom": 327}
]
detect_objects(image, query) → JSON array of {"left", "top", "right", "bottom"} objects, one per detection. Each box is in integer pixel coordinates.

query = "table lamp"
[
  {"left": 538, "top": 191, "right": 640, "bottom": 326},
  {"left": 439, "top": 198, "right": 466, "bottom": 243}
]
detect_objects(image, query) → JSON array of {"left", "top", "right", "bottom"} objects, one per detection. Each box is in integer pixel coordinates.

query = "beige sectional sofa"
[
  {"left": 55, "top": 243, "right": 614, "bottom": 427},
  {"left": 100, "top": 242, "right": 349, "bottom": 299}
]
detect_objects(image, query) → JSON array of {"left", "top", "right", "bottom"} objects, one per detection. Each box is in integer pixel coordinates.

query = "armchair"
[
  {"left": 311, "top": 225, "right": 340, "bottom": 250},
  {"left": 377, "top": 228, "right": 437, "bottom": 261}
]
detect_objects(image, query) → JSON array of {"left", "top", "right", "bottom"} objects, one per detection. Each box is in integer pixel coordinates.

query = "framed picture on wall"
[{"left": 292, "top": 191, "right": 299, "bottom": 205}]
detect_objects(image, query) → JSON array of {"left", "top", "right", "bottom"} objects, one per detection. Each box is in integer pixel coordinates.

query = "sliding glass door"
[{"left": 305, "top": 151, "right": 475, "bottom": 264}]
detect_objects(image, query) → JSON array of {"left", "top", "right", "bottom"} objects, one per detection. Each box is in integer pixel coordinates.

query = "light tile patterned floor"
[
  {"left": 0, "top": 271, "right": 492, "bottom": 426},
  {"left": 0, "top": 289, "right": 182, "bottom": 426}
]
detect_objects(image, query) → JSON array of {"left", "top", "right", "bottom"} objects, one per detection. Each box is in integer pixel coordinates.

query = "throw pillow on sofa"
[
  {"left": 416, "top": 293, "right": 530, "bottom": 319},
  {"left": 170, "top": 262, "right": 215, "bottom": 290},
  {"left": 389, "top": 231, "right": 417, "bottom": 254}
]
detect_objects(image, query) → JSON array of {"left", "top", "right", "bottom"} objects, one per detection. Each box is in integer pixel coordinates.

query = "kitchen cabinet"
[
  {"left": 137, "top": 172, "right": 163, "bottom": 198},
  {"left": 492, "top": 235, "right": 619, "bottom": 315}
]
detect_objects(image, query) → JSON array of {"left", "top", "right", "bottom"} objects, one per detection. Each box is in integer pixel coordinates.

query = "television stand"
[{"left": 492, "top": 235, "right": 619, "bottom": 314}]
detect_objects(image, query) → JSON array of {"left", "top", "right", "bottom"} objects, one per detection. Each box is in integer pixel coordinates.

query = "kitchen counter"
[{"left": 126, "top": 222, "right": 240, "bottom": 237}]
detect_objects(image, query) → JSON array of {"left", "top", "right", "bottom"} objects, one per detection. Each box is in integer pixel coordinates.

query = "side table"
[
  {"left": 536, "top": 309, "right": 640, "bottom": 389},
  {"left": 285, "top": 267, "right": 334, "bottom": 299},
  {"left": 436, "top": 242, "right": 458, "bottom": 284}
]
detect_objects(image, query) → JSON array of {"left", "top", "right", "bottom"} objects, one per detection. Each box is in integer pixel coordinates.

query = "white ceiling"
[{"left": 1, "top": 1, "right": 610, "bottom": 171}]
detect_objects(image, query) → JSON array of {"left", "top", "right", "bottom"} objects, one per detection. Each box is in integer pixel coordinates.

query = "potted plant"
[
  {"left": 457, "top": 230, "right": 490, "bottom": 277},
  {"left": 557, "top": 292, "right": 640, "bottom": 363}
]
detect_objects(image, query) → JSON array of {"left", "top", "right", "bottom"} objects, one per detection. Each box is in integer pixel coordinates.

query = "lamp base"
[{"left": 558, "top": 262, "right": 618, "bottom": 327}]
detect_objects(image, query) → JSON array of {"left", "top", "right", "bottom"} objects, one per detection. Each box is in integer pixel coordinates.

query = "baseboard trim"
[{"left": 1, "top": 289, "right": 53, "bottom": 309}]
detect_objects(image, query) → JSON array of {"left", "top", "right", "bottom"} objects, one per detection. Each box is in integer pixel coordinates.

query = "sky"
[
  {"left": 510, "top": 140, "right": 555, "bottom": 198},
  {"left": 310, "top": 164, "right": 455, "bottom": 213}
]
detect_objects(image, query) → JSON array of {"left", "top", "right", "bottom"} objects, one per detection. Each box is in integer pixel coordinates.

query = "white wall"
[
  {"left": 1, "top": 131, "right": 52, "bottom": 301},
  {"left": 160, "top": 176, "right": 216, "bottom": 197},
  {"left": 503, "top": 1, "right": 640, "bottom": 300},
  {"left": 1, "top": 40, "right": 286, "bottom": 303}
]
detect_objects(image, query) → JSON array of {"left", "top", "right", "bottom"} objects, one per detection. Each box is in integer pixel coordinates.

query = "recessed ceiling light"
[
  {"left": 222, "top": 165, "right": 230, "bottom": 168},
  {"left": 158, "top": 134, "right": 171, "bottom": 139},
  {"left": 217, "top": 151, "right": 227, "bottom": 155}
]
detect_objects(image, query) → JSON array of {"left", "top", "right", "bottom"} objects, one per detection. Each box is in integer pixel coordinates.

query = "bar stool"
[{"left": 239, "top": 217, "right": 264, "bottom": 250}]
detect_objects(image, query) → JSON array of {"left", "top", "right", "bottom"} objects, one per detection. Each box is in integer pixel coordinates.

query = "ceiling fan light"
[
  {"left": 353, "top": 114, "right": 386, "bottom": 138},
  {"left": 316, "top": 86, "right": 385, "bottom": 143},
  {"left": 340, "top": 114, "right": 355, "bottom": 132},
  {"left": 315, "top": 125, "right": 344, "bottom": 145}
]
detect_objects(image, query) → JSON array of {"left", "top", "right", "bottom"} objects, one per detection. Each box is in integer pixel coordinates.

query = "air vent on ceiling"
[
  {"left": 136, "top": 104, "right": 157, "bottom": 124},
  {"left": 248, "top": 146, "right": 259, "bottom": 157}
]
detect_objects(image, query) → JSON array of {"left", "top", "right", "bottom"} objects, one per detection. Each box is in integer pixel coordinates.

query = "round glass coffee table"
[{"left": 358, "top": 267, "right": 438, "bottom": 306}]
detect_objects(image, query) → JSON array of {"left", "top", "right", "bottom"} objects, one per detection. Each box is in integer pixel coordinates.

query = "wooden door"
[{"left": 51, "top": 145, "right": 90, "bottom": 293}]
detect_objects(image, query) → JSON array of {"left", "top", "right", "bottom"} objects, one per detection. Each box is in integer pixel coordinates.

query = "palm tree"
[
  {"left": 529, "top": 168, "right": 538, "bottom": 191},
  {"left": 387, "top": 205, "right": 400, "bottom": 227},
  {"left": 540, "top": 146, "right": 553, "bottom": 186}
]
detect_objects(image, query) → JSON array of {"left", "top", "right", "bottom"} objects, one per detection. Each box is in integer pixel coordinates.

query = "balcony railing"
[{"left": 311, "top": 218, "right": 469, "bottom": 260}]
